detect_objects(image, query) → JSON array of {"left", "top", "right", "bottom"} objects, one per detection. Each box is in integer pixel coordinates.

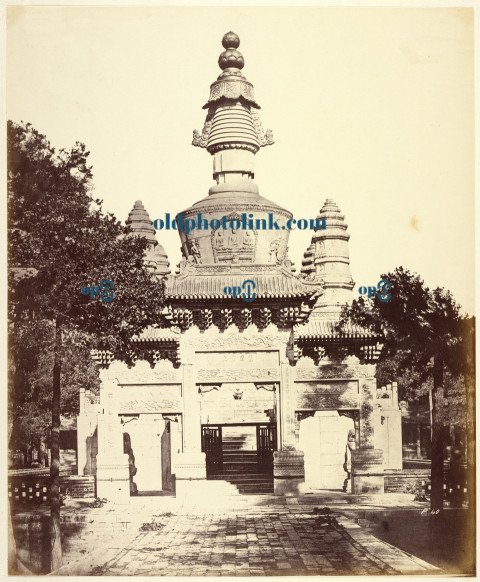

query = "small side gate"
[
  {"left": 201, "top": 425, "right": 223, "bottom": 473},
  {"left": 257, "top": 424, "right": 277, "bottom": 470}
]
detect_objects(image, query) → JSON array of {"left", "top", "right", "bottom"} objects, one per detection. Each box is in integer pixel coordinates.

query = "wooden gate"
[
  {"left": 257, "top": 424, "right": 277, "bottom": 470},
  {"left": 201, "top": 425, "right": 223, "bottom": 473}
]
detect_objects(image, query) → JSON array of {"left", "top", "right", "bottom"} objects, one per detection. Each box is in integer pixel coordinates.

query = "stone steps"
[
  {"left": 210, "top": 440, "right": 273, "bottom": 494},
  {"left": 210, "top": 473, "right": 272, "bottom": 482}
]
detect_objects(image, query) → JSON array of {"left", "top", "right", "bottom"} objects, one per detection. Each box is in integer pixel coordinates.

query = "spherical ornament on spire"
[
  {"left": 218, "top": 49, "right": 244, "bottom": 70},
  {"left": 222, "top": 31, "right": 240, "bottom": 49}
]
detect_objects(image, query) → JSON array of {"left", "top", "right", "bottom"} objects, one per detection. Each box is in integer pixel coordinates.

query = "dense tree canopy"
[
  {"left": 8, "top": 120, "right": 165, "bottom": 570},
  {"left": 339, "top": 267, "right": 475, "bottom": 510},
  {"left": 8, "top": 321, "right": 100, "bottom": 456}
]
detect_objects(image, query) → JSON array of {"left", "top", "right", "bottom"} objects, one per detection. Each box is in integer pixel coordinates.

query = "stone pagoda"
[{"left": 77, "top": 32, "right": 402, "bottom": 500}]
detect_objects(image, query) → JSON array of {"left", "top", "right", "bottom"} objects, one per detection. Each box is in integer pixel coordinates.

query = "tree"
[
  {"left": 339, "top": 267, "right": 474, "bottom": 511},
  {"left": 8, "top": 321, "right": 100, "bottom": 466},
  {"left": 8, "top": 121, "right": 165, "bottom": 570}
]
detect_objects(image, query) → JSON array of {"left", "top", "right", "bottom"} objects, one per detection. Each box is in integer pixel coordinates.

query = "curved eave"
[
  {"left": 165, "top": 292, "right": 315, "bottom": 301},
  {"left": 131, "top": 327, "right": 181, "bottom": 344},
  {"left": 132, "top": 337, "right": 180, "bottom": 344},
  {"left": 297, "top": 333, "right": 380, "bottom": 342},
  {"left": 294, "top": 319, "right": 382, "bottom": 343}
]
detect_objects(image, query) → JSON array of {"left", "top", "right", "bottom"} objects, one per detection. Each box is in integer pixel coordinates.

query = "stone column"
[
  {"left": 374, "top": 383, "right": 402, "bottom": 470},
  {"left": 95, "top": 380, "right": 130, "bottom": 500},
  {"left": 175, "top": 363, "right": 206, "bottom": 497},
  {"left": 274, "top": 362, "right": 305, "bottom": 495},
  {"left": 77, "top": 388, "right": 98, "bottom": 476},
  {"left": 77, "top": 388, "right": 88, "bottom": 476},
  {"left": 351, "top": 378, "right": 384, "bottom": 493}
]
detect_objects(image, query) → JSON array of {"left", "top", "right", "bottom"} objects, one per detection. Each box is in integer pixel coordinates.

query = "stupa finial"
[
  {"left": 192, "top": 31, "right": 274, "bottom": 158},
  {"left": 218, "top": 31, "right": 244, "bottom": 71},
  {"left": 222, "top": 31, "right": 240, "bottom": 49}
]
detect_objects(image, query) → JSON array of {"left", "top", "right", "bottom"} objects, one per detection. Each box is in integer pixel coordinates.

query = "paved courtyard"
[{"left": 51, "top": 494, "right": 440, "bottom": 576}]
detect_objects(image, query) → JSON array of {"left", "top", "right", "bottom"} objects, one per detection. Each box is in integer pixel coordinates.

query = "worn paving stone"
[{"left": 79, "top": 503, "right": 440, "bottom": 576}]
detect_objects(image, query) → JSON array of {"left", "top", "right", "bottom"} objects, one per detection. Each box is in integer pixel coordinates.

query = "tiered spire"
[
  {"left": 193, "top": 32, "right": 273, "bottom": 185},
  {"left": 126, "top": 200, "right": 170, "bottom": 277},
  {"left": 301, "top": 199, "right": 354, "bottom": 312},
  {"left": 126, "top": 200, "right": 157, "bottom": 243}
]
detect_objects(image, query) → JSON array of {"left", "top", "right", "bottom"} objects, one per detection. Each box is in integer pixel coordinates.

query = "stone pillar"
[
  {"left": 274, "top": 363, "right": 305, "bottom": 495},
  {"left": 374, "top": 382, "right": 402, "bottom": 471},
  {"left": 77, "top": 388, "right": 98, "bottom": 476},
  {"left": 77, "top": 388, "right": 88, "bottom": 476},
  {"left": 351, "top": 449, "right": 384, "bottom": 494},
  {"left": 95, "top": 380, "right": 130, "bottom": 500},
  {"left": 351, "top": 378, "right": 384, "bottom": 493},
  {"left": 175, "top": 364, "right": 206, "bottom": 497},
  {"left": 279, "top": 363, "right": 295, "bottom": 449}
]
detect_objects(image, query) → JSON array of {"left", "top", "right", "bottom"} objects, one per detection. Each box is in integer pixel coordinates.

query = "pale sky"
[{"left": 7, "top": 6, "right": 475, "bottom": 314}]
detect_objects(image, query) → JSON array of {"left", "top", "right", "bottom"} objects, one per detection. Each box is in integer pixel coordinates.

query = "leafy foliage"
[
  {"left": 339, "top": 267, "right": 475, "bottom": 509},
  {"left": 9, "top": 322, "right": 100, "bottom": 450},
  {"left": 8, "top": 120, "right": 166, "bottom": 569},
  {"left": 8, "top": 120, "right": 165, "bottom": 361},
  {"left": 339, "top": 267, "right": 473, "bottom": 406}
]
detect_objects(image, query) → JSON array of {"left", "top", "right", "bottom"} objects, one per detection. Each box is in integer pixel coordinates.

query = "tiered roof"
[
  {"left": 294, "top": 319, "right": 376, "bottom": 340},
  {"left": 166, "top": 266, "right": 323, "bottom": 301}
]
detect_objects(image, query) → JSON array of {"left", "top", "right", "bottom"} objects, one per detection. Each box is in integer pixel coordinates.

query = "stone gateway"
[{"left": 77, "top": 32, "right": 402, "bottom": 500}]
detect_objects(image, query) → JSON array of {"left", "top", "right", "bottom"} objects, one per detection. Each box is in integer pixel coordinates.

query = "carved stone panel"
[
  {"left": 211, "top": 213, "right": 258, "bottom": 263},
  {"left": 295, "top": 381, "right": 359, "bottom": 410},
  {"left": 184, "top": 327, "right": 290, "bottom": 352},
  {"left": 198, "top": 368, "right": 280, "bottom": 383},
  {"left": 295, "top": 365, "right": 356, "bottom": 381},
  {"left": 195, "top": 350, "right": 279, "bottom": 368},
  {"left": 115, "top": 385, "right": 182, "bottom": 414},
  {"left": 101, "top": 359, "right": 181, "bottom": 385}
]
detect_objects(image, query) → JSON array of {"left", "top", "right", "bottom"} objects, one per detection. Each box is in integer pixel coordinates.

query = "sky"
[{"left": 7, "top": 5, "right": 475, "bottom": 314}]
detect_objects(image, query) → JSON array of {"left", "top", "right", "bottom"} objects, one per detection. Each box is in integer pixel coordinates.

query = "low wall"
[
  {"left": 385, "top": 470, "right": 430, "bottom": 493},
  {"left": 9, "top": 473, "right": 95, "bottom": 508},
  {"left": 12, "top": 505, "right": 106, "bottom": 575}
]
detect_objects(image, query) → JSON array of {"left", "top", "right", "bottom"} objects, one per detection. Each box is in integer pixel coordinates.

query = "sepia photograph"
[{"left": 5, "top": 4, "right": 476, "bottom": 577}]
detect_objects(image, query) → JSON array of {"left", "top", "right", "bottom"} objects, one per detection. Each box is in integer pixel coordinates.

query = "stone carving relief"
[
  {"left": 295, "top": 380, "right": 360, "bottom": 410},
  {"left": 116, "top": 385, "right": 182, "bottom": 413},
  {"left": 198, "top": 368, "right": 280, "bottom": 382},
  {"left": 195, "top": 351, "right": 279, "bottom": 367},
  {"left": 255, "top": 383, "right": 278, "bottom": 392},
  {"left": 300, "top": 271, "right": 324, "bottom": 283},
  {"left": 183, "top": 324, "right": 290, "bottom": 352},
  {"left": 294, "top": 364, "right": 356, "bottom": 380},
  {"left": 100, "top": 359, "right": 180, "bottom": 385},
  {"left": 295, "top": 411, "right": 316, "bottom": 422},
  {"left": 211, "top": 213, "right": 257, "bottom": 263},
  {"left": 251, "top": 110, "right": 274, "bottom": 146},
  {"left": 177, "top": 257, "right": 197, "bottom": 275},
  {"left": 208, "top": 80, "right": 256, "bottom": 103},
  {"left": 198, "top": 384, "right": 221, "bottom": 394},
  {"left": 189, "top": 239, "right": 202, "bottom": 264},
  {"left": 269, "top": 239, "right": 281, "bottom": 263},
  {"left": 192, "top": 120, "right": 213, "bottom": 148}
]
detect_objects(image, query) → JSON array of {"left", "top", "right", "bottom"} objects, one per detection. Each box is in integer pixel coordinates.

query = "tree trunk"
[
  {"left": 465, "top": 332, "right": 475, "bottom": 558},
  {"left": 430, "top": 356, "right": 444, "bottom": 510},
  {"left": 8, "top": 420, "right": 18, "bottom": 573},
  {"left": 49, "top": 318, "right": 62, "bottom": 571}
]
